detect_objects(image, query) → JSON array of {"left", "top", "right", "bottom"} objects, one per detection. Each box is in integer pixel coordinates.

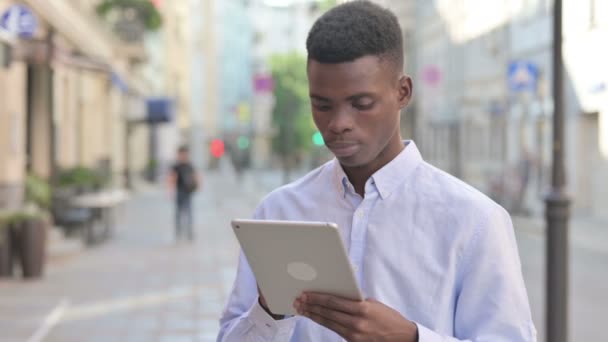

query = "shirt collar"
[
  {"left": 333, "top": 140, "right": 423, "bottom": 199},
  {"left": 332, "top": 165, "right": 350, "bottom": 198}
]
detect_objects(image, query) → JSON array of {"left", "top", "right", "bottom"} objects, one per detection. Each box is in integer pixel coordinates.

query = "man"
[
  {"left": 219, "top": 1, "right": 536, "bottom": 341},
  {"left": 168, "top": 146, "right": 199, "bottom": 241}
]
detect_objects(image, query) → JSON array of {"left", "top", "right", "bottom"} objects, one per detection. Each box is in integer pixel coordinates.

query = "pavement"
[
  {"left": 0, "top": 164, "right": 283, "bottom": 342},
  {"left": 0, "top": 164, "right": 606, "bottom": 342},
  {"left": 512, "top": 214, "right": 607, "bottom": 342},
  {"left": 513, "top": 214, "right": 608, "bottom": 256}
]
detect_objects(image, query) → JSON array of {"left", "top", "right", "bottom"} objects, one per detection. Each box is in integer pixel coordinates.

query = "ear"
[{"left": 397, "top": 75, "right": 413, "bottom": 109}]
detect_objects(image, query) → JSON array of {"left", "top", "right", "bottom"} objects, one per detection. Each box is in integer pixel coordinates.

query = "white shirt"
[{"left": 218, "top": 141, "right": 537, "bottom": 341}]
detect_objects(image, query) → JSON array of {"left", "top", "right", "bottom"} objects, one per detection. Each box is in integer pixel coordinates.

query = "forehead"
[{"left": 307, "top": 56, "right": 392, "bottom": 97}]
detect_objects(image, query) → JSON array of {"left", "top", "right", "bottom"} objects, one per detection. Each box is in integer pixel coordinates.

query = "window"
[
  {"left": 590, "top": 0, "right": 608, "bottom": 28},
  {"left": 522, "top": 0, "right": 544, "bottom": 19}
]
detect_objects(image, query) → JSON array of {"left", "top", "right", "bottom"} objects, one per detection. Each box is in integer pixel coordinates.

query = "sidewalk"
[
  {"left": 513, "top": 212, "right": 608, "bottom": 341},
  {"left": 6, "top": 164, "right": 603, "bottom": 342},
  {"left": 513, "top": 214, "right": 608, "bottom": 255},
  {"left": 0, "top": 166, "right": 277, "bottom": 342}
]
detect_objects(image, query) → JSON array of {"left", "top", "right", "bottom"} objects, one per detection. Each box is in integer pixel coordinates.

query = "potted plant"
[
  {"left": 56, "top": 166, "right": 102, "bottom": 194},
  {"left": 145, "top": 158, "right": 158, "bottom": 182},
  {"left": 25, "top": 174, "right": 51, "bottom": 210},
  {"left": 10, "top": 209, "right": 50, "bottom": 279},
  {"left": 96, "top": 0, "right": 163, "bottom": 42},
  {"left": 0, "top": 213, "right": 14, "bottom": 277}
]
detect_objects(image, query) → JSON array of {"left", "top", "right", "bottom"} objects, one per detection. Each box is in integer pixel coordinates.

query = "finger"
[
  {"left": 303, "top": 302, "right": 360, "bottom": 329},
  {"left": 303, "top": 310, "right": 355, "bottom": 340},
  {"left": 302, "top": 292, "right": 364, "bottom": 315}
]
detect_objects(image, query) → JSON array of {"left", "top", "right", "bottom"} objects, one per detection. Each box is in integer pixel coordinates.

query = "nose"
[{"left": 327, "top": 108, "right": 353, "bottom": 135}]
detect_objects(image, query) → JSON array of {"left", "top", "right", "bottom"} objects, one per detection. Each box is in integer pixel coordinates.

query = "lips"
[{"left": 326, "top": 142, "right": 360, "bottom": 158}]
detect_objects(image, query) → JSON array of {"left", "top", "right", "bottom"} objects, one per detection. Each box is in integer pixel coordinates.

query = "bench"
[{"left": 70, "top": 189, "right": 129, "bottom": 245}]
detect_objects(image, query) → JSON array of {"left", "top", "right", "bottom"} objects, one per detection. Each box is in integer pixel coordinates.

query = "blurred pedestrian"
[
  {"left": 513, "top": 148, "right": 536, "bottom": 216},
  {"left": 228, "top": 143, "right": 245, "bottom": 182},
  {"left": 167, "top": 146, "right": 200, "bottom": 241}
]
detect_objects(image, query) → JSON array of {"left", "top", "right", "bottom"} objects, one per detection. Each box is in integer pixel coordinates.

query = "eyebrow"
[
  {"left": 310, "top": 92, "right": 376, "bottom": 102},
  {"left": 346, "top": 92, "right": 375, "bottom": 101},
  {"left": 310, "top": 94, "right": 331, "bottom": 102}
]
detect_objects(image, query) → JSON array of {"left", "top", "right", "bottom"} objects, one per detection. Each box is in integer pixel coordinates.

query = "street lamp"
[{"left": 545, "top": 0, "right": 571, "bottom": 341}]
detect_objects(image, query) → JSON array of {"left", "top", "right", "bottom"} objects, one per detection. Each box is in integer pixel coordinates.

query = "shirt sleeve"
[
  {"left": 415, "top": 205, "right": 537, "bottom": 342},
  {"left": 217, "top": 207, "right": 299, "bottom": 341}
]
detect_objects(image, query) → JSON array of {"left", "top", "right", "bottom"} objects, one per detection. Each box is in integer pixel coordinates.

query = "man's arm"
[
  {"left": 167, "top": 168, "right": 177, "bottom": 194},
  {"left": 218, "top": 252, "right": 298, "bottom": 341},
  {"left": 416, "top": 206, "right": 537, "bottom": 342},
  {"left": 218, "top": 207, "right": 298, "bottom": 341},
  {"left": 295, "top": 205, "right": 536, "bottom": 342}
]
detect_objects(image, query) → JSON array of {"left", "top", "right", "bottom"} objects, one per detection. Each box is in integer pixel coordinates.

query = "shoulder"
[
  {"left": 264, "top": 160, "right": 335, "bottom": 203},
  {"left": 415, "top": 161, "right": 503, "bottom": 216},
  {"left": 254, "top": 160, "right": 337, "bottom": 218},
  {"left": 408, "top": 161, "right": 514, "bottom": 265},
  {"left": 409, "top": 161, "right": 511, "bottom": 246}
]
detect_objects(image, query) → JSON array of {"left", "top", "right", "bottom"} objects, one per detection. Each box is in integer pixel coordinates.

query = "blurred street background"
[{"left": 0, "top": 0, "right": 607, "bottom": 341}]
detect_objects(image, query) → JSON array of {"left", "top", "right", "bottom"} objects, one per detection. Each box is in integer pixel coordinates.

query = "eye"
[
  {"left": 353, "top": 100, "right": 375, "bottom": 111},
  {"left": 313, "top": 104, "right": 332, "bottom": 112}
]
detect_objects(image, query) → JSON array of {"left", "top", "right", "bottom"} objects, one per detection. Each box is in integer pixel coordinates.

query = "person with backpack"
[{"left": 168, "top": 145, "right": 200, "bottom": 241}]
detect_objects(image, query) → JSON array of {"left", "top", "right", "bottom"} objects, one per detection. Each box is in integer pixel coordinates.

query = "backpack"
[{"left": 179, "top": 164, "right": 198, "bottom": 193}]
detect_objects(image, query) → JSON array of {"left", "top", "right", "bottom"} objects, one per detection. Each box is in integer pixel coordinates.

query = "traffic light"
[
  {"left": 312, "top": 131, "right": 324, "bottom": 146},
  {"left": 210, "top": 139, "right": 225, "bottom": 158},
  {"left": 237, "top": 136, "right": 250, "bottom": 150}
]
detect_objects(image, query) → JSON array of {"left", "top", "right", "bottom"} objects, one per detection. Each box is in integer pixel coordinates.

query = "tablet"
[{"left": 231, "top": 219, "right": 364, "bottom": 316}]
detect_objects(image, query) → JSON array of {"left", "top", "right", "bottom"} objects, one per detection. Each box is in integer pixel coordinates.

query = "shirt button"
[
  {"left": 352, "top": 264, "right": 359, "bottom": 272},
  {"left": 356, "top": 209, "right": 364, "bottom": 218}
]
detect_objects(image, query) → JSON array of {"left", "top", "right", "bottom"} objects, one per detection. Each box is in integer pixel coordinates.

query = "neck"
[{"left": 343, "top": 136, "right": 404, "bottom": 196}]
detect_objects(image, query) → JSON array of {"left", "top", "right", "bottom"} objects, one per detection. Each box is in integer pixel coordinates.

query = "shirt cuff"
[
  {"left": 415, "top": 321, "right": 445, "bottom": 342},
  {"left": 247, "top": 299, "right": 298, "bottom": 340}
]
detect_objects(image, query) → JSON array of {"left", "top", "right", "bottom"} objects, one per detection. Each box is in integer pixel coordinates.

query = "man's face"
[
  {"left": 178, "top": 151, "right": 189, "bottom": 162},
  {"left": 307, "top": 56, "right": 412, "bottom": 168}
]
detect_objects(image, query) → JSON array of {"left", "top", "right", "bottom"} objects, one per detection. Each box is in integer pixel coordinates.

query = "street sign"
[
  {"left": 508, "top": 61, "right": 539, "bottom": 92},
  {"left": 0, "top": 4, "right": 38, "bottom": 38},
  {"left": 111, "top": 72, "right": 129, "bottom": 94},
  {"left": 422, "top": 65, "right": 442, "bottom": 88},
  {"left": 254, "top": 74, "right": 274, "bottom": 93},
  {"left": 146, "top": 97, "right": 174, "bottom": 123}
]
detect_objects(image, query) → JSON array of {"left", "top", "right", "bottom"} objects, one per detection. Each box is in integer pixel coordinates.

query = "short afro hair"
[{"left": 306, "top": 1, "right": 403, "bottom": 70}]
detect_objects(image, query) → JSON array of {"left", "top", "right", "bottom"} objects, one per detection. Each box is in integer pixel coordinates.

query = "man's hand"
[
  {"left": 294, "top": 293, "right": 418, "bottom": 342},
  {"left": 167, "top": 170, "right": 177, "bottom": 197}
]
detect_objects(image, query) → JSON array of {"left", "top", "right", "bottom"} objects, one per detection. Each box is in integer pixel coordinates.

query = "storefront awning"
[{"left": 146, "top": 97, "right": 174, "bottom": 124}]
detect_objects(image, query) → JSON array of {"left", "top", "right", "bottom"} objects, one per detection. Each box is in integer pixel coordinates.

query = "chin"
[{"left": 335, "top": 154, "right": 368, "bottom": 168}]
